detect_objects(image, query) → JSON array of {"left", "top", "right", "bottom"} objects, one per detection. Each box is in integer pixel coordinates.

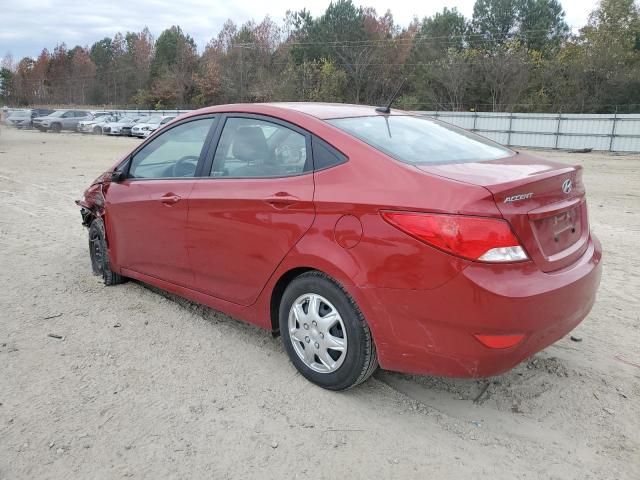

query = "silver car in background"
[
  {"left": 34, "top": 110, "right": 93, "bottom": 133},
  {"left": 3, "top": 110, "right": 32, "bottom": 128}
]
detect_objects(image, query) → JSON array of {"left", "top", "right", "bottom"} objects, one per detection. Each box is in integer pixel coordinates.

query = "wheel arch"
[
  {"left": 269, "top": 267, "right": 315, "bottom": 335},
  {"left": 268, "top": 261, "right": 362, "bottom": 336}
]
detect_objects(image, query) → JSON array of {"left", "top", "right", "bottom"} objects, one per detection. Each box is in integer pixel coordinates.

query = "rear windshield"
[{"left": 328, "top": 115, "right": 513, "bottom": 164}]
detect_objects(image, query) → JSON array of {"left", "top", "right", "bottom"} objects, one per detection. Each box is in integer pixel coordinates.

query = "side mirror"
[{"left": 110, "top": 170, "right": 125, "bottom": 182}]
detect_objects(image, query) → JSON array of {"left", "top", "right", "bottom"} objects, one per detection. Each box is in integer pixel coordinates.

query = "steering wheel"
[{"left": 172, "top": 155, "right": 199, "bottom": 177}]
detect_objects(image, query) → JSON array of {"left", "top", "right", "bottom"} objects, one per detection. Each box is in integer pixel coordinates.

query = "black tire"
[
  {"left": 279, "top": 271, "right": 378, "bottom": 390},
  {"left": 88, "top": 218, "right": 126, "bottom": 286},
  {"left": 93, "top": 126, "right": 102, "bottom": 135},
  {"left": 51, "top": 123, "right": 61, "bottom": 133}
]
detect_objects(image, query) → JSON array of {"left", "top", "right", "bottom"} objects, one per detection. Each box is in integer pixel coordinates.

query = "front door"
[
  {"left": 104, "top": 116, "right": 216, "bottom": 287},
  {"left": 187, "top": 115, "right": 315, "bottom": 305}
]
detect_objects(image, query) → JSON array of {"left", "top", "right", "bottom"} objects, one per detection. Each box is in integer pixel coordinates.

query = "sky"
[{"left": 1, "top": 0, "right": 599, "bottom": 61}]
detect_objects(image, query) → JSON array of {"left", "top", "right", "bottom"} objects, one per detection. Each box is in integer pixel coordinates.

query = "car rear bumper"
[{"left": 353, "top": 234, "right": 602, "bottom": 377}]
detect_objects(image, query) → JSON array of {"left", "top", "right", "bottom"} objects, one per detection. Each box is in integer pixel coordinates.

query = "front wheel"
[
  {"left": 279, "top": 271, "right": 378, "bottom": 390},
  {"left": 51, "top": 123, "right": 61, "bottom": 133},
  {"left": 88, "top": 218, "right": 126, "bottom": 286},
  {"left": 93, "top": 126, "right": 102, "bottom": 135}
]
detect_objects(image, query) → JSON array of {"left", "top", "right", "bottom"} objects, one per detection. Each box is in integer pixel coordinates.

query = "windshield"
[
  {"left": 144, "top": 116, "right": 162, "bottom": 124},
  {"left": 328, "top": 115, "right": 513, "bottom": 165}
]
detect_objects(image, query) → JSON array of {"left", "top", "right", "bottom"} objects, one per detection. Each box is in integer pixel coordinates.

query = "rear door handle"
[
  {"left": 159, "top": 194, "right": 181, "bottom": 205},
  {"left": 264, "top": 192, "right": 299, "bottom": 209}
]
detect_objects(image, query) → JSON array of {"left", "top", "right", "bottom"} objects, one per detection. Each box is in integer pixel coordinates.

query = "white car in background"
[
  {"left": 78, "top": 114, "right": 121, "bottom": 134},
  {"left": 131, "top": 115, "right": 176, "bottom": 138},
  {"left": 104, "top": 116, "right": 147, "bottom": 136}
]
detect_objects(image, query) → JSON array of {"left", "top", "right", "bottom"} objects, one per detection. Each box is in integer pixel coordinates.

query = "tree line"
[{"left": 1, "top": 0, "right": 639, "bottom": 113}]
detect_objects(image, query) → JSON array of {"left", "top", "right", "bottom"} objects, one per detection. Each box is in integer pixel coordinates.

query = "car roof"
[{"left": 194, "top": 102, "right": 406, "bottom": 120}]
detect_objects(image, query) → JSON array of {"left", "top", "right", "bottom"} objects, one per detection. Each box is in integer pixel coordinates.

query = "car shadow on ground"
[{"left": 134, "top": 278, "right": 578, "bottom": 420}]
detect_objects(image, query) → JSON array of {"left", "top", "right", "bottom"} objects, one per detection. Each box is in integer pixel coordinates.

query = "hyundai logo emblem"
[{"left": 562, "top": 179, "right": 572, "bottom": 194}]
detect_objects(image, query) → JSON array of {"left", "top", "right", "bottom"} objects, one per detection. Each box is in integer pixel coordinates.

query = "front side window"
[
  {"left": 328, "top": 115, "right": 513, "bottom": 165},
  {"left": 128, "top": 118, "right": 214, "bottom": 179},
  {"left": 211, "top": 117, "right": 308, "bottom": 178}
]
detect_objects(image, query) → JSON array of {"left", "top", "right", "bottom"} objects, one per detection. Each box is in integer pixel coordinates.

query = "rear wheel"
[
  {"left": 93, "top": 126, "right": 102, "bottom": 135},
  {"left": 51, "top": 123, "right": 61, "bottom": 133},
  {"left": 88, "top": 218, "right": 126, "bottom": 286},
  {"left": 279, "top": 271, "right": 378, "bottom": 390}
]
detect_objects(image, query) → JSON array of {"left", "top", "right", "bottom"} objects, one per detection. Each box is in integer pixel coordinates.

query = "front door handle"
[{"left": 159, "top": 194, "right": 181, "bottom": 205}]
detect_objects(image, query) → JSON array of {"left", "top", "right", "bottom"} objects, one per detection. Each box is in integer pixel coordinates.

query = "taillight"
[{"left": 381, "top": 211, "right": 528, "bottom": 262}]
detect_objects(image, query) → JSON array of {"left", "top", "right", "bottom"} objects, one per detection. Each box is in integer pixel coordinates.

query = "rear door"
[
  {"left": 104, "top": 116, "right": 217, "bottom": 287},
  {"left": 187, "top": 115, "right": 315, "bottom": 305}
]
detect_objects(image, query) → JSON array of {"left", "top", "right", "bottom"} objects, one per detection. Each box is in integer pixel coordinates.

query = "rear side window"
[
  {"left": 211, "top": 117, "right": 309, "bottom": 178},
  {"left": 312, "top": 136, "right": 347, "bottom": 170},
  {"left": 328, "top": 115, "right": 513, "bottom": 165}
]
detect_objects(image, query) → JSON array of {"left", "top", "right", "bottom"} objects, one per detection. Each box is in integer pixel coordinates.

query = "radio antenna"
[{"left": 375, "top": 77, "right": 407, "bottom": 114}]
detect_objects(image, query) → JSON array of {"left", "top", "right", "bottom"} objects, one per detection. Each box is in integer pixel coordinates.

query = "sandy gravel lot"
[{"left": 0, "top": 126, "right": 638, "bottom": 479}]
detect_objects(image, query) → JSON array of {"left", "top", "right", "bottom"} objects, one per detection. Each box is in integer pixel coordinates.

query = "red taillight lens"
[{"left": 381, "top": 211, "right": 527, "bottom": 262}]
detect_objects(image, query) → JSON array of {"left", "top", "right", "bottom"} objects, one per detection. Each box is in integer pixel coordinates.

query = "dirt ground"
[{"left": 0, "top": 126, "right": 638, "bottom": 479}]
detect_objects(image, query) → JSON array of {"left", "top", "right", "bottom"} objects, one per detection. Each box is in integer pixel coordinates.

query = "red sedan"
[{"left": 78, "top": 103, "right": 602, "bottom": 390}]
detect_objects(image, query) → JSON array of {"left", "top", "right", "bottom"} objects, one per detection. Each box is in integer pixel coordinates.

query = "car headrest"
[{"left": 232, "top": 127, "right": 269, "bottom": 162}]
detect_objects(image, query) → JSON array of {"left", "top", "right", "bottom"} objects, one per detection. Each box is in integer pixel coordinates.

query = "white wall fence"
[
  {"left": 419, "top": 111, "right": 640, "bottom": 153},
  {"left": 6, "top": 107, "right": 640, "bottom": 152}
]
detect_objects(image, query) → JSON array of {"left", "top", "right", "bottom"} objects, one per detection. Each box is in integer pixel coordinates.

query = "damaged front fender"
[{"left": 76, "top": 175, "right": 110, "bottom": 227}]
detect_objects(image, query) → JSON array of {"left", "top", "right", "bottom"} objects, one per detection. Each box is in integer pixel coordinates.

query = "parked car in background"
[
  {"left": 34, "top": 110, "right": 93, "bottom": 132},
  {"left": 131, "top": 115, "right": 176, "bottom": 138},
  {"left": 119, "top": 117, "right": 150, "bottom": 137},
  {"left": 3, "top": 109, "right": 32, "bottom": 128},
  {"left": 5, "top": 109, "right": 57, "bottom": 129},
  {"left": 31, "top": 109, "right": 56, "bottom": 126},
  {"left": 78, "top": 114, "right": 121, "bottom": 134},
  {"left": 104, "top": 116, "right": 147, "bottom": 136}
]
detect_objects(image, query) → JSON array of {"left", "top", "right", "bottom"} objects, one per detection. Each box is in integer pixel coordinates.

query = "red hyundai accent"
[{"left": 78, "top": 103, "right": 602, "bottom": 390}]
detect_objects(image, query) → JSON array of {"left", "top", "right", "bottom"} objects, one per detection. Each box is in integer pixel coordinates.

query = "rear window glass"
[{"left": 328, "top": 115, "right": 513, "bottom": 165}]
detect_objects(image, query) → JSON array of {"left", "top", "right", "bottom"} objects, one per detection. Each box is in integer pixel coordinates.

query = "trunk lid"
[{"left": 417, "top": 152, "right": 589, "bottom": 272}]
